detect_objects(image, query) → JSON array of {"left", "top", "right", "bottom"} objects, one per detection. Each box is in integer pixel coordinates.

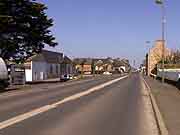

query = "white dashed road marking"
[{"left": 0, "top": 75, "right": 128, "bottom": 130}]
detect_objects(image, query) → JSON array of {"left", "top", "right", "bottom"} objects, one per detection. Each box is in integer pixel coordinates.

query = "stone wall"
[{"left": 147, "top": 40, "right": 171, "bottom": 75}]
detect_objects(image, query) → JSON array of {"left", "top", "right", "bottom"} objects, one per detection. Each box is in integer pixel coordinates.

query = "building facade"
[
  {"left": 61, "top": 56, "right": 75, "bottom": 75},
  {"left": 73, "top": 57, "right": 130, "bottom": 74},
  {"left": 25, "top": 50, "right": 64, "bottom": 82},
  {"left": 74, "top": 58, "right": 92, "bottom": 75},
  {"left": 147, "top": 40, "right": 171, "bottom": 75}
]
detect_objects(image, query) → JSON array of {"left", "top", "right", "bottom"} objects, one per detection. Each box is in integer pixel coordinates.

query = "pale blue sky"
[{"left": 39, "top": 0, "right": 180, "bottom": 66}]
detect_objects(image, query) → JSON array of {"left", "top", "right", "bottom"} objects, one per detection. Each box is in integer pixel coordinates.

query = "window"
[
  {"left": 50, "top": 65, "right": 53, "bottom": 74},
  {"left": 56, "top": 65, "right": 58, "bottom": 74}
]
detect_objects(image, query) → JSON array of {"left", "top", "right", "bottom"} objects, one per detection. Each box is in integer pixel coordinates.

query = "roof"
[
  {"left": 62, "top": 56, "right": 72, "bottom": 64},
  {"left": 73, "top": 58, "right": 114, "bottom": 65},
  {"left": 113, "top": 60, "right": 124, "bottom": 67},
  {"left": 27, "top": 50, "right": 63, "bottom": 63},
  {"left": 73, "top": 58, "right": 130, "bottom": 67},
  {"left": 112, "top": 58, "right": 130, "bottom": 67},
  {"left": 73, "top": 58, "right": 92, "bottom": 65}
]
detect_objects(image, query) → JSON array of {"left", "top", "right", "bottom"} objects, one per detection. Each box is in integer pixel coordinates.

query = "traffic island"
[{"left": 143, "top": 75, "right": 180, "bottom": 135}]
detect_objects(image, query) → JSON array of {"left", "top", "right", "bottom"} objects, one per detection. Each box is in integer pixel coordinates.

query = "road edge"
[{"left": 141, "top": 76, "right": 169, "bottom": 135}]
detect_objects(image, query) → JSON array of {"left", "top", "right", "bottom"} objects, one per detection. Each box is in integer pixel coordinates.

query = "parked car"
[
  {"left": 103, "top": 71, "right": 112, "bottom": 75},
  {"left": 0, "top": 58, "right": 9, "bottom": 89},
  {"left": 60, "top": 74, "right": 73, "bottom": 81},
  {"left": 69, "top": 74, "right": 73, "bottom": 80}
]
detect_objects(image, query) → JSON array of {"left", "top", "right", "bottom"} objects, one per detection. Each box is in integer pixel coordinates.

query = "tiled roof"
[
  {"left": 73, "top": 58, "right": 92, "bottom": 65},
  {"left": 62, "top": 56, "right": 72, "bottom": 64},
  {"left": 27, "top": 50, "right": 63, "bottom": 63}
]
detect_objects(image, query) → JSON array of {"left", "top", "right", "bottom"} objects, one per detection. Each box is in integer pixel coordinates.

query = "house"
[
  {"left": 93, "top": 58, "right": 113, "bottom": 74},
  {"left": 73, "top": 57, "right": 130, "bottom": 75},
  {"left": 73, "top": 58, "right": 92, "bottom": 74},
  {"left": 25, "top": 50, "right": 63, "bottom": 82},
  {"left": 112, "top": 58, "right": 130, "bottom": 73},
  {"left": 94, "top": 59, "right": 104, "bottom": 73},
  {"left": 74, "top": 58, "right": 114, "bottom": 74}
]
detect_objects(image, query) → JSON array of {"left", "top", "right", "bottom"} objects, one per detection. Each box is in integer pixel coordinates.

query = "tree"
[
  {"left": 158, "top": 50, "right": 180, "bottom": 65},
  {"left": 172, "top": 50, "right": 180, "bottom": 64},
  {"left": 0, "top": 0, "right": 57, "bottom": 63}
]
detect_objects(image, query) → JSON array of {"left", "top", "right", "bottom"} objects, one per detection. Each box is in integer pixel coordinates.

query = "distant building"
[
  {"left": 112, "top": 58, "right": 130, "bottom": 73},
  {"left": 73, "top": 58, "right": 92, "bottom": 74},
  {"left": 25, "top": 50, "right": 72, "bottom": 82},
  {"left": 146, "top": 40, "right": 171, "bottom": 75},
  {"left": 93, "top": 58, "right": 113, "bottom": 73},
  {"left": 73, "top": 57, "right": 130, "bottom": 74}
]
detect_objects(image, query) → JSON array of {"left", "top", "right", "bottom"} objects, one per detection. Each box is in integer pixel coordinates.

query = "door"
[{"left": 40, "top": 72, "right": 44, "bottom": 80}]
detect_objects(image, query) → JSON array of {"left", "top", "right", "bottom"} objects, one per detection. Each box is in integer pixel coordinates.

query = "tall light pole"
[
  {"left": 146, "top": 41, "right": 151, "bottom": 76},
  {"left": 155, "top": 0, "right": 166, "bottom": 83}
]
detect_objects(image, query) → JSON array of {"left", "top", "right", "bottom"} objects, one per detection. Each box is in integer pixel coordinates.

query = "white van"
[{"left": 0, "top": 58, "right": 9, "bottom": 89}]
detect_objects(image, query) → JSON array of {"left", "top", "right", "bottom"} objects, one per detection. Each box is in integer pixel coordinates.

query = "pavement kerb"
[{"left": 141, "top": 76, "right": 169, "bottom": 135}]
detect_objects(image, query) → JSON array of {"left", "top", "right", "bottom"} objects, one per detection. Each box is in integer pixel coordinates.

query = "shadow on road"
[{"left": 0, "top": 87, "right": 21, "bottom": 93}]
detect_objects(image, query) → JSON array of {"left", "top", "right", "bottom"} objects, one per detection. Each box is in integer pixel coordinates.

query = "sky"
[{"left": 39, "top": 0, "right": 180, "bottom": 67}]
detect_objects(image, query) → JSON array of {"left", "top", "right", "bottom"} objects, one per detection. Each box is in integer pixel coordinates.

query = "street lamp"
[
  {"left": 155, "top": 0, "right": 166, "bottom": 83},
  {"left": 146, "top": 41, "right": 151, "bottom": 76}
]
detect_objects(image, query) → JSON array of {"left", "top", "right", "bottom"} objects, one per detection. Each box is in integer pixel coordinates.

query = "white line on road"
[
  {"left": 0, "top": 75, "right": 128, "bottom": 130},
  {"left": 0, "top": 78, "right": 95, "bottom": 99}
]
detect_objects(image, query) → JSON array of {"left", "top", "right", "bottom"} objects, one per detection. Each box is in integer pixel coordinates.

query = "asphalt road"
[{"left": 0, "top": 73, "right": 158, "bottom": 135}]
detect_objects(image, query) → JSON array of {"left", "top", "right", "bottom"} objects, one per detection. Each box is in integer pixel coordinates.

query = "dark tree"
[{"left": 0, "top": 0, "right": 57, "bottom": 63}]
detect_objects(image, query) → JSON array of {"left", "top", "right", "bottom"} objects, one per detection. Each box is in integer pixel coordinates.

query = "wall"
[
  {"left": 32, "top": 61, "right": 47, "bottom": 81},
  {"left": 25, "top": 61, "right": 32, "bottom": 82},
  {"left": 148, "top": 40, "right": 170, "bottom": 75},
  {"left": 26, "top": 61, "right": 63, "bottom": 82},
  {"left": 0, "top": 58, "right": 8, "bottom": 80},
  {"left": 83, "top": 64, "right": 92, "bottom": 72}
]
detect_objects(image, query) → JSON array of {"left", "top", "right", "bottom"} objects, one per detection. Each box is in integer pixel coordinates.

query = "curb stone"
[{"left": 142, "top": 76, "right": 169, "bottom": 135}]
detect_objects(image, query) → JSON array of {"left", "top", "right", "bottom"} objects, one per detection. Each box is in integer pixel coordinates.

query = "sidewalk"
[
  {"left": 26, "top": 78, "right": 61, "bottom": 84},
  {"left": 144, "top": 76, "right": 180, "bottom": 135},
  {"left": 3, "top": 75, "right": 94, "bottom": 92}
]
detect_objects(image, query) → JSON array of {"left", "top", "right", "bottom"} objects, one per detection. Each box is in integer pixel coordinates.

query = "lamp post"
[
  {"left": 155, "top": 0, "right": 166, "bottom": 83},
  {"left": 146, "top": 41, "right": 151, "bottom": 76}
]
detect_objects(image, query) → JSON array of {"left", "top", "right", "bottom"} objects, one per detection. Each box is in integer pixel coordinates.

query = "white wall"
[
  {"left": 25, "top": 61, "right": 63, "bottom": 82},
  {"left": 25, "top": 69, "right": 32, "bottom": 82},
  {"left": 157, "top": 69, "right": 180, "bottom": 82},
  {"left": 0, "top": 58, "right": 8, "bottom": 80},
  {"left": 25, "top": 61, "right": 32, "bottom": 82}
]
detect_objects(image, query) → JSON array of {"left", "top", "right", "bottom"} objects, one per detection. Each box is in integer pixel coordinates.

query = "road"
[{"left": 0, "top": 73, "right": 158, "bottom": 135}]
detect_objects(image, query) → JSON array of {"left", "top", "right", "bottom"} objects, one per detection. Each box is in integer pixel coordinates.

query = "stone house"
[
  {"left": 74, "top": 58, "right": 92, "bottom": 75},
  {"left": 93, "top": 58, "right": 113, "bottom": 73},
  {"left": 112, "top": 59, "right": 127, "bottom": 73},
  {"left": 74, "top": 58, "right": 115, "bottom": 74}
]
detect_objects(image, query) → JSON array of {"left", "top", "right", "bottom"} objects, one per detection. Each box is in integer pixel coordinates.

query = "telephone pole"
[{"left": 155, "top": 0, "right": 166, "bottom": 83}]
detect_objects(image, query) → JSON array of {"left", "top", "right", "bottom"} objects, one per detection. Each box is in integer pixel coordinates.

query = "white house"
[{"left": 25, "top": 50, "right": 63, "bottom": 82}]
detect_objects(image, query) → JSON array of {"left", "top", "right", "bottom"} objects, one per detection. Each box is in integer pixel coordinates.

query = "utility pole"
[
  {"left": 146, "top": 41, "right": 151, "bottom": 76},
  {"left": 155, "top": 0, "right": 166, "bottom": 83},
  {"left": 133, "top": 60, "right": 136, "bottom": 67}
]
